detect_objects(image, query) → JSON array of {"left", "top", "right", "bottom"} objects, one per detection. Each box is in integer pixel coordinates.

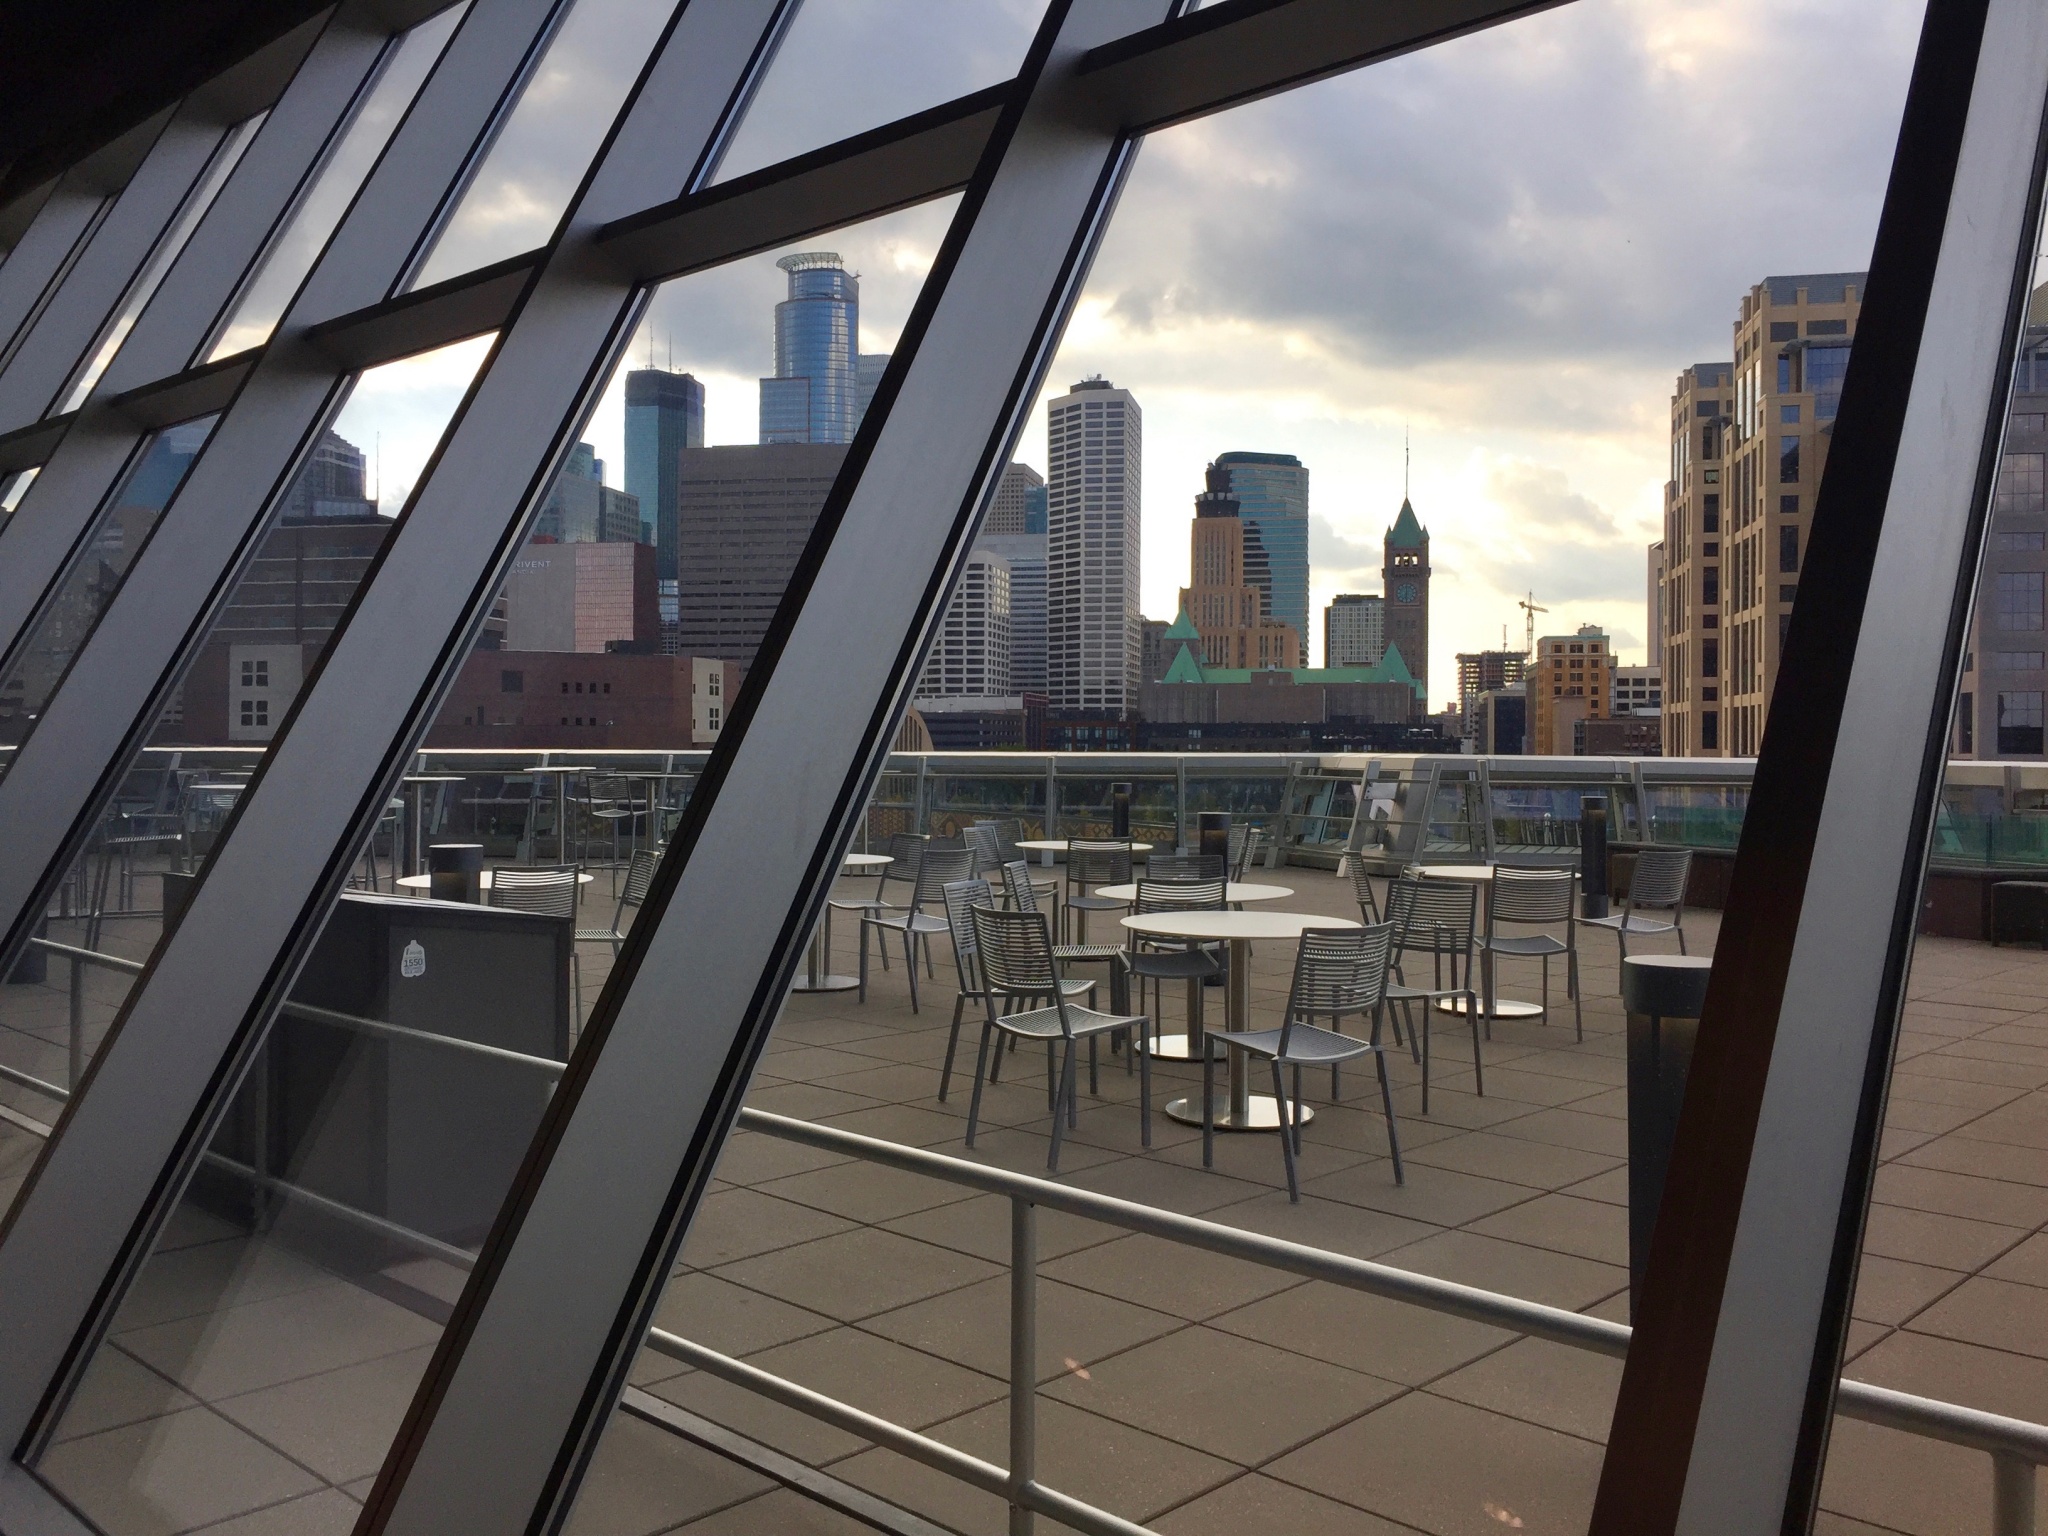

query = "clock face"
[{"left": 1395, "top": 581, "right": 1418, "bottom": 604}]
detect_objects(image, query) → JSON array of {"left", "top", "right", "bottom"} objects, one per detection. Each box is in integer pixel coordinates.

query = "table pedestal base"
[
  {"left": 1147, "top": 1032, "right": 1198, "bottom": 1062},
  {"left": 791, "top": 911, "right": 860, "bottom": 994},
  {"left": 1164, "top": 1095, "right": 1313, "bottom": 1132},
  {"left": 1434, "top": 996, "right": 1544, "bottom": 1020}
]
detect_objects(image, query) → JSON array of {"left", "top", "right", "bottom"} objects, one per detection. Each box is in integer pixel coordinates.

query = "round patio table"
[
  {"left": 1410, "top": 864, "right": 1545, "bottom": 1021},
  {"left": 1015, "top": 838, "right": 1154, "bottom": 867},
  {"left": 794, "top": 852, "right": 895, "bottom": 993},
  {"left": 393, "top": 870, "right": 594, "bottom": 896},
  {"left": 1120, "top": 909, "right": 1360, "bottom": 1132},
  {"left": 1097, "top": 883, "right": 1293, "bottom": 1062}
]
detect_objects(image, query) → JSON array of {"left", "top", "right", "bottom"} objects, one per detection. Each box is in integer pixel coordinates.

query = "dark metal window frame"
[{"left": 0, "top": 0, "right": 2033, "bottom": 1532}]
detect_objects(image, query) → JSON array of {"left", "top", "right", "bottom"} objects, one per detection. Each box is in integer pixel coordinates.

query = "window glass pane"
[
  {"left": 0, "top": 338, "right": 489, "bottom": 1238},
  {"left": 709, "top": 0, "right": 1052, "bottom": 185},
  {"left": 0, "top": 464, "right": 39, "bottom": 526},
  {"left": 207, "top": 6, "right": 466, "bottom": 361},
  {"left": 407, "top": 0, "right": 673, "bottom": 290},
  {"left": 62, "top": 113, "right": 266, "bottom": 410}
]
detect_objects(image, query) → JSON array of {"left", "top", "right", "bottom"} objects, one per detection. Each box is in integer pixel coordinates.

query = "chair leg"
[
  {"left": 1540, "top": 954, "right": 1550, "bottom": 1024},
  {"left": 1468, "top": 987, "right": 1485, "bottom": 1096},
  {"left": 1049, "top": 1043, "right": 1077, "bottom": 1171},
  {"left": 940, "top": 994, "right": 967, "bottom": 1101},
  {"left": 1292, "top": 1063, "right": 1305, "bottom": 1153},
  {"left": 904, "top": 930, "right": 921, "bottom": 1013},
  {"left": 570, "top": 950, "right": 583, "bottom": 1034},
  {"left": 1201, "top": 1040, "right": 1216, "bottom": 1168},
  {"left": 1376, "top": 1050, "right": 1405, "bottom": 1185},
  {"left": 858, "top": 922, "right": 869, "bottom": 1003},
  {"left": 1088, "top": 1034, "right": 1099, "bottom": 1096},
  {"left": 1570, "top": 949, "right": 1583, "bottom": 1041},
  {"left": 965, "top": 1025, "right": 994, "bottom": 1148},
  {"left": 1272, "top": 1059, "right": 1300, "bottom": 1201},
  {"left": 1421, "top": 998, "right": 1434, "bottom": 1117},
  {"left": 924, "top": 931, "right": 936, "bottom": 979},
  {"left": 1138, "top": 1020, "right": 1152, "bottom": 1148}
]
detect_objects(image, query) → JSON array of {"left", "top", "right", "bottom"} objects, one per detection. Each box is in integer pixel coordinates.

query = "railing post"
[
  {"left": 68, "top": 954, "right": 83, "bottom": 1088},
  {"left": 1994, "top": 1450, "right": 2036, "bottom": 1536},
  {"left": 1009, "top": 1195, "right": 1036, "bottom": 1536}
]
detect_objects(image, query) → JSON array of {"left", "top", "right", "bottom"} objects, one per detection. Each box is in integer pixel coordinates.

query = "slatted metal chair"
[
  {"left": 1384, "top": 877, "right": 1482, "bottom": 1113},
  {"left": 1123, "top": 876, "right": 1224, "bottom": 1043},
  {"left": 981, "top": 818, "right": 1059, "bottom": 921},
  {"left": 1063, "top": 838, "right": 1132, "bottom": 944},
  {"left": 964, "top": 823, "right": 1005, "bottom": 876},
  {"left": 860, "top": 846, "right": 974, "bottom": 1012},
  {"left": 1000, "top": 859, "right": 1123, "bottom": 1002},
  {"left": 1230, "top": 823, "right": 1265, "bottom": 880},
  {"left": 1479, "top": 866, "right": 1582, "bottom": 1040},
  {"left": 939, "top": 878, "right": 1093, "bottom": 1103},
  {"left": 830, "top": 831, "right": 924, "bottom": 970},
  {"left": 1201, "top": 924, "right": 1402, "bottom": 1199},
  {"left": 966, "top": 904, "right": 1151, "bottom": 1170},
  {"left": 574, "top": 847, "right": 658, "bottom": 1020},
  {"left": 1582, "top": 846, "right": 1692, "bottom": 977},
  {"left": 1350, "top": 861, "right": 1382, "bottom": 924},
  {"left": 1145, "top": 852, "right": 1225, "bottom": 882},
  {"left": 490, "top": 865, "right": 585, "bottom": 1026}
]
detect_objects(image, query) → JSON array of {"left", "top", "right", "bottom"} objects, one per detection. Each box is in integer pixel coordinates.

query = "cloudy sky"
[{"left": 342, "top": 0, "right": 1928, "bottom": 702}]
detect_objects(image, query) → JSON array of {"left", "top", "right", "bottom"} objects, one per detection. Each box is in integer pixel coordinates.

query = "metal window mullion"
[
  {"left": 0, "top": 0, "right": 580, "bottom": 1450},
  {"left": 0, "top": 11, "right": 395, "bottom": 678},
  {"left": 1592, "top": 1, "right": 2048, "bottom": 1530},
  {"left": 0, "top": 0, "right": 572, "bottom": 985},
  {"left": 0, "top": 185, "right": 117, "bottom": 362}
]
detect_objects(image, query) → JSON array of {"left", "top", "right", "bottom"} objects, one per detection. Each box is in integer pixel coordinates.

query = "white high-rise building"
[
  {"left": 1324, "top": 592, "right": 1385, "bottom": 668},
  {"left": 917, "top": 551, "right": 1010, "bottom": 699},
  {"left": 1046, "top": 378, "right": 1141, "bottom": 712}
]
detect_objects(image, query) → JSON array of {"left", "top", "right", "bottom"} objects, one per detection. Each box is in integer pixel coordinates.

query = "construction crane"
[{"left": 1518, "top": 592, "right": 1548, "bottom": 659}]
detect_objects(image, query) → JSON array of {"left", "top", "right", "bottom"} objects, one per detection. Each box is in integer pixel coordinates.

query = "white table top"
[
  {"left": 1121, "top": 910, "right": 1360, "bottom": 943},
  {"left": 1093, "top": 881, "right": 1292, "bottom": 904},
  {"left": 1016, "top": 839, "right": 1155, "bottom": 853},
  {"left": 395, "top": 871, "right": 594, "bottom": 891},
  {"left": 841, "top": 852, "right": 894, "bottom": 869},
  {"left": 1411, "top": 864, "right": 1496, "bottom": 882}
]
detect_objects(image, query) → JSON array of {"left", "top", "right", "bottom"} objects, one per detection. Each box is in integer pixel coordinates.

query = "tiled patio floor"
[{"left": 10, "top": 863, "right": 2048, "bottom": 1534}]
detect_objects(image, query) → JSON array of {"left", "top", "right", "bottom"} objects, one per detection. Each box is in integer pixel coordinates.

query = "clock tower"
[{"left": 1382, "top": 498, "right": 1430, "bottom": 697}]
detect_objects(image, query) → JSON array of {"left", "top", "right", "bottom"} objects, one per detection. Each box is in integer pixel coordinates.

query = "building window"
[
  {"left": 1993, "top": 652, "right": 2046, "bottom": 670},
  {"left": 1703, "top": 493, "right": 1720, "bottom": 531},
  {"left": 1770, "top": 321, "right": 1798, "bottom": 342},
  {"left": 1996, "top": 452, "right": 2047, "bottom": 515},
  {"left": 1702, "top": 638, "right": 1719, "bottom": 678},
  {"left": 239, "top": 658, "right": 269, "bottom": 688},
  {"left": 1807, "top": 318, "right": 1848, "bottom": 336},
  {"left": 1704, "top": 468, "right": 1719, "bottom": 484},
  {"left": 1998, "top": 571, "right": 2045, "bottom": 630},
  {"left": 1702, "top": 709, "right": 1719, "bottom": 749},
  {"left": 239, "top": 699, "right": 268, "bottom": 728},
  {"left": 1780, "top": 526, "right": 1799, "bottom": 572},
  {"left": 2014, "top": 412, "right": 2047, "bottom": 434},
  {"left": 1998, "top": 690, "right": 2045, "bottom": 754},
  {"left": 1780, "top": 494, "right": 1800, "bottom": 516},
  {"left": 1995, "top": 531, "right": 2046, "bottom": 552},
  {"left": 1703, "top": 567, "right": 1719, "bottom": 606},
  {"left": 708, "top": 672, "right": 721, "bottom": 697},
  {"left": 1780, "top": 584, "right": 1798, "bottom": 602},
  {"left": 1695, "top": 400, "right": 1719, "bottom": 418},
  {"left": 1959, "top": 692, "right": 1975, "bottom": 754},
  {"left": 1808, "top": 344, "right": 1851, "bottom": 420},
  {"left": 1781, "top": 404, "right": 1801, "bottom": 424},
  {"left": 501, "top": 670, "right": 523, "bottom": 693},
  {"left": 1779, "top": 435, "right": 1801, "bottom": 483}
]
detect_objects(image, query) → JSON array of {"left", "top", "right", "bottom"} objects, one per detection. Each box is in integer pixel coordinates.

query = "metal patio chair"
[
  {"left": 1583, "top": 846, "right": 1692, "bottom": 978},
  {"left": 938, "top": 877, "right": 1093, "bottom": 1104},
  {"left": 861, "top": 846, "right": 974, "bottom": 1012},
  {"left": 1201, "top": 923, "right": 1402, "bottom": 1199},
  {"left": 966, "top": 904, "right": 1151, "bottom": 1171},
  {"left": 1350, "top": 860, "right": 1382, "bottom": 924},
  {"left": 964, "top": 823, "right": 1005, "bottom": 876},
  {"left": 1063, "top": 838, "right": 1132, "bottom": 944},
  {"left": 490, "top": 865, "right": 585, "bottom": 1026},
  {"left": 1384, "top": 876, "right": 1482, "bottom": 1113},
  {"left": 1478, "top": 865, "right": 1582, "bottom": 1041},
  {"left": 981, "top": 818, "right": 1060, "bottom": 921},
  {"left": 1145, "top": 853, "right": 1225, "bottom": 883},
  {"left": 1122, "top": 876, "right": 1225, "bottom": 1044},
  {"left": 830, "top": 831, "right": 924, "bottom": 970}
]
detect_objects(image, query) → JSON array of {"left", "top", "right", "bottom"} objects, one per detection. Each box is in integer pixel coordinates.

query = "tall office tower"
[
  {"left": 1178, "top": 462, "right": 1300, "bottom": 670},
  {"left": 1215, "top": 450, "right": 1309, "bottom": 665},
  {"left": 759, "top": 251, "right": 860, "bottom": 445},
  {"left": 1960, "top": 296, "right": 2048, "bottom": 759},
  {"left": 1046, "top": 378, "right": 1141, "bottom": 712},
  {"left": 917, "top": 550, "right": 1011, "bottom": 698},
  {"left": 1455, "top": 649, "right": 1526, "bottom": 737},
  {"left": 534, "top": 441, "right": 643, "bottom": 544},
  {"left": 854, "top": 352, "right": 891, "bottom": 429},
  {"left": 1661, "top": 359, "right": 1732, "bottom": 756},
  {"left": 987, "top": 462, "right": 1046, "bottom": 535},
  {"left": 1647, "top": 540, "right": 1667, "bottom": 657},
  {"left": 624, "top": 368, "right": 705, "bottom": 581},
  {"left": 671, "top": 443, "right": 846, "bottom": 669},
  {"left": 281, "top": 430, "right": 378, "bottom": 520},
  {"left": 1324, "top": 592, "right": 1384, "bottom": 667},
  {"left": 1529, "top": 625, "right": 1613, "bottom": 755},
  {"left": 1382, "top": 498, "right": 1430, "bottom": 695},
  {"left": 1140, "top": 617, "right": 1172, "bottom": 682}
]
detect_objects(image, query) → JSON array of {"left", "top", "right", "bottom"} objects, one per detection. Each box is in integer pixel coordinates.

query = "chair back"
[
  {"left": 1146, "top": 853, "right": 1224, "bottom": 883},
  {"left": 1133, "top": 876, "right": 1225, "bottom": 917},
  {"left": 1280, "top": 925, "right": 1393, "bottom": 1050},
  {"left": 1232, "top": 824, "right": 1264, "bottom": 880},
  {"left": 911, "top": 847, "right": 976, "bottom": 911},
  {"left": 963, "top": 824, "right": 1004, "bottom": 874},
  {"left": 878, "top": 831, "right": 926, "bottom": 895},
  {"left": 489, "top": 865, "right": 579, "bottom": 919},
  {"left": 1385, "top": 877, "right": 1477, "bottom": 960},
  {"left": 1000, "top": 859, "right": 1041, "bottom": 914},
  {"left": 942, "top": 878, "right": 995, "bottom": 991},
  {"left": 1066, "top": 839, "right": 1132, "bottom": 891},
  {"left": 1489, "top": 866, "right": 1576, "bottom": 927},
  {"left": 608, "top": 848, "right": 661, "bottom": 931},
  {"left": 1349, "top": 862, "right": 1381, "bottom": 924},
  {"left": 1625, "top": 847, "right": 1691, "bottom": 913},
  {"left": 970, "top": 906, "right": 1067, "bottom": 1027},
  {"left": 981, "top": 818, "right": 1029, "bottom": 864}
]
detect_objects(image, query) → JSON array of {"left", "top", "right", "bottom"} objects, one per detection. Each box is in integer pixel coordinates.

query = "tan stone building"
[
  {"left": 1178, "top": 462, "right": 1300, "bottom": 671},
  {"left": 1663, "top": 273, "right": 1864, "bottom": 757},
  {"left": 1530, "top": 625, "right": 1612, "bottom": 756}
]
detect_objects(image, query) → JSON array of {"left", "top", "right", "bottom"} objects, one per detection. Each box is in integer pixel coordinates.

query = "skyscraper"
[
  {"left": 986, "top": 462, "right": 1045, "bottom": 535},
  {"left": 855, "top": 351, "right": 891, "bottom": 430},
  {"left": 1178, "top": 462, "right": 1300, "bottom": 670},
  {"left": 624, "top": 368, "right": 704, "bottom": 581},
  {"left": 916, "top": 550, "right": 1010, "bottom": 699},
  {"left": 978, "top": 465, "right": 1048, "bottom": 694},
  {"left": 1324, "top": 593, "right": 1384, "bottom": 668},
  {"left": 759, "top": 251, "right": 860, "bottom": 445},
  {"left": 1046, "top": 378, "right": 1141, "bottom": 713},
  {"left": 1214, "top": 450, "right": 1308, "bottom": 665},
  {"left": 535, "top": 440, "right": 643, "bottom": 545},
  {"left": 1382, "top": 498, "right": 1430, "bottom": 695}
]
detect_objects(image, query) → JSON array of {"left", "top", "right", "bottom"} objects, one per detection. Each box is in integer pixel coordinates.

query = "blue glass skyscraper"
[
  {"left": 760, "top": 251, "right": 860, "bottom": 445},
  {"left": 625, "top": 368, "right": 704, "bottom": 581},
  {"left": 1215, "top": 450, "right": 1309, "bottom": 666}
]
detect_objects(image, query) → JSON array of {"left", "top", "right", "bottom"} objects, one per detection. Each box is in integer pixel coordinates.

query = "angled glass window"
[
  {"left": 0, "top": 465, "right": 38, "bottom": 527},
  {"left": 408, "top": 0, "right": 674, "bottom": 290},
  {"left": 206, "top": 5, "right": 467, "bottom": 362}
]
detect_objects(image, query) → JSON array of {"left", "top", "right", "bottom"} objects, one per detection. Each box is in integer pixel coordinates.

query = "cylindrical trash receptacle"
[
  {"left": 427, "top": 843, "right": 484, "bottom": 904},
  {"left": 1197, "top": 811, "right": 1231, "bottom": 866},
  {"left": 1580, "top": 801, "right": 1610, "bottom": 918},
  {"left": 1623, "top": 953, "right": 1712, "bottom": 1314},
  {"left": 1112, "top": 783, "right": 1132, "bottom": 839}
]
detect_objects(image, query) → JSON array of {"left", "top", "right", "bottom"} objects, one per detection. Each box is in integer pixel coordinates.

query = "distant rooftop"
[
  {"left": 1214, "top": 450, "right": 1303, "bottom": 467},
  {"left": 1765, "top": 271, "right": 1866, "bottom": 305}
]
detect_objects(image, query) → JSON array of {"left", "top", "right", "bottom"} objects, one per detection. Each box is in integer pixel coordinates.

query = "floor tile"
[
  {"left": 677, "top": 1187, "right": 859, "bottom": 1269},
  {"left": 214, "top": 1344, "right": 436, "bottom": 1485},
  {"left": 51, "top": 1346, "right": 198, "bottom": 1442},
  {"left": 117, "top": 1282, "right": 441, "bottom": 1401},
  {"left": 1212, "top": 1281, "right": 1516, "bottom": 1386},
  {"left": 1151, "top": 1472, "right": 1416, "bottom": 1536},
  {"left": 1375, "top": 1229, "right": 1626, "bottom": 1314},
  {"left": 564, "top": 1410, "right": 773, "bottom": 1536},
  {"left": 1467, "top": 1193, "right": 1629, "bottom": 1266},
  {"left": 1040, "top": 1234, "right": 1301, "bottom": 1321},
  {"left": 38, "top": 1406, "right": 323, "bottom": 1536},
  {"left": 1907, "top": 1275, "right": 2048, "bottom": 1360},
  {"left": 1427, "top": 1336, "right": 1624, "bottom": 1443},
  {"left": 711, "top": 1227, "right": 1000, "bottom": 1323},
  {"left": 652, "top": 1271, "right": 839, "bottom": 1358},
  {"left": 864, "top": 1273, "right": 1183, "bottom": 1384}
]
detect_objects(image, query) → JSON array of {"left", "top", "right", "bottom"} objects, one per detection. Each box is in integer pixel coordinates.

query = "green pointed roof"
[
  {"left": 1375, "top": 642, "right": 1423, "bottom": 696},
  {"left": 1386, "top": 497, "right": 1427, "bottom": 548},
  {"left": 1162, "top": 643, "right": 1207, "bottom": 683},
  {"left": 1164, "top": 606, "right": 1200, "bottom": 642}
]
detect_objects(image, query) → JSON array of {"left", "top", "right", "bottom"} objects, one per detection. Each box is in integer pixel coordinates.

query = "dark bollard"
[
  {"left": 428, "top": 843, "right": 485, "bottom": 904},
  {"left": 1580, "top": 801, "right": 1610, "bottom": 918},
  {"left": 1112, "top": 783, "right": 1131, "bottom": 840},
  {"left": 1623, "top": 953, "right": 1712, "bottom": 1314}
]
